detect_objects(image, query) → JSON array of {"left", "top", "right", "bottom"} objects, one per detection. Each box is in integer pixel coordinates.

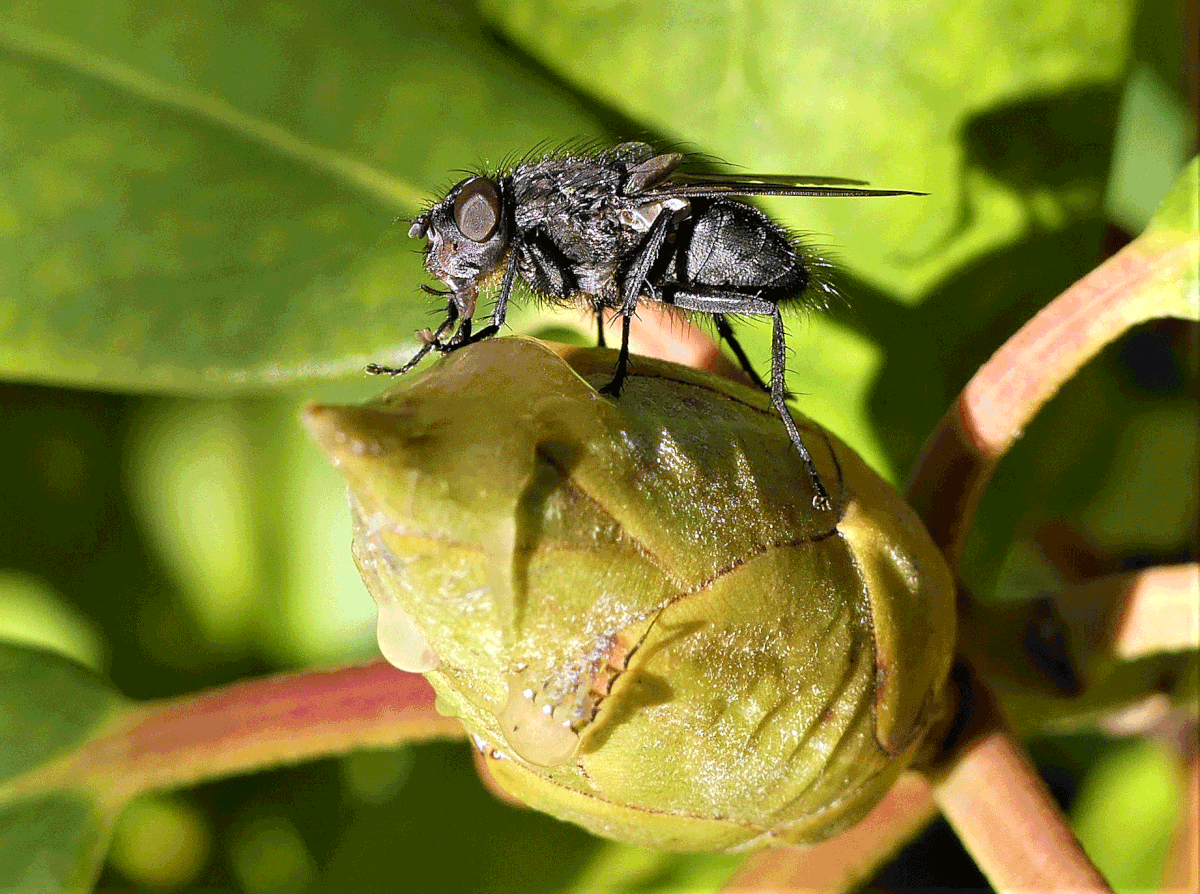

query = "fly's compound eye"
[{"left": 452, "top": 176, "right": 501, "bottom": 242}]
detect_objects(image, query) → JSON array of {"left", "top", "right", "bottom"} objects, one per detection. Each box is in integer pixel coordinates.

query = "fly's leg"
[
  {"left": 670, "top": 291, "right": 833, "bottom": 512},
  {"left": 712, "top": 313, "right": 769, "bottom": 393},
  {"left": 712, "top": 313, "right": 794, "bottom": 399},
  {"left": 440, "top": 232, "right": 524, "bottom": 354},
  {"left": 769, "top": 306, "right": 832, "bottom": 510},
  {"left": 600, "top": 314, "right": 635, "bottom": 396},
  {"left": 595, "top": 302, "right": 607, "bottom": 348},
  {"left": 600, "top": 213, "right": 673, "bottom": 397},
  {"left": 366, "top": 301, "right": 459, "bottom": 376}
]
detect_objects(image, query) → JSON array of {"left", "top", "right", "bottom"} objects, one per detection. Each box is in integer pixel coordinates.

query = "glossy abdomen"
[{"left": 675, "top": 199, "right": 807, "bottom": 301}]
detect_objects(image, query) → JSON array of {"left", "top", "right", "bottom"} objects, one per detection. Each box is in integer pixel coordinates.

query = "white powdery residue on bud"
[
  {"left": 365, "top": 509, "right": 393, "bottom": 537},
  {"left": 375, "top": 598, "right": 439, "bottom": 673},
  {"left": 455, "top": 587, "right": 492, "bottom": 614}
]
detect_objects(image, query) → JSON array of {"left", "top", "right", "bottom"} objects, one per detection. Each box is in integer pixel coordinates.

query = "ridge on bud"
[{"left": 306, "top": 337, "right": 956, "bottom": 852}]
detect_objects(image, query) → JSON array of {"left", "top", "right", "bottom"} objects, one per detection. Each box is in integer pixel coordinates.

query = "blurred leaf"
[
  {"left": 126, "top": 393, "right": 379, "bottom": 667},
  {"left": 125, "top": 400, "right": 265, "bottom": 654},
  {"left": 0, "top": 643, "right": 124, "bottom": 893},
  {"left": 324, "top": 741, "right": 603, "bottom": 894},
  {"left": 1106, "top": 67, "right": 1197, "bottom": 232},
  {"left": 564, "top": 843, "right": 741, "bottom": 894},
  {"left": 0, "top": 643, "right": 120, "bottom": 787},
  {"left": 1131, "top": 156, "right": 1199, "bottom": 321},
  {"left": 0, "top": 571, "right": 105, "bottom": 672},
  {"left": 230, "top": 815, "right": 316, "bottom": 894},
  {"left": 107, "top": 793, "right": 210, "bottom": 889},
  {"left": 0, "top": 0, "right": 603, "bottom": 392},
  {"left": 1072, "top": 739, "right": 1177, "bottom": 892}
]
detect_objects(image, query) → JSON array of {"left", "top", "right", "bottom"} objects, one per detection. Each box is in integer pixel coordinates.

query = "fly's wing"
[{"left": 649, "top": 171, "right": 925, "bottom": 198}]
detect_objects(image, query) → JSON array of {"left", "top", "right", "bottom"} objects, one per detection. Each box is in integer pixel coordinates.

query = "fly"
[{"left": 367, "top": 142, "right": 923, "bottom": 510}]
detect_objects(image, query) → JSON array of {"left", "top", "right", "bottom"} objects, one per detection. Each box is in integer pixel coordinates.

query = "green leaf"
[
  {"left": 0, "top": 794, "right": 112, "bottom": 894},
  {"left": 0, "top": 0, "right": 602, "bottom": 392},
  {"left": 0, "top": 643, "right": 124, "bottom": 893},
  {"left": 1072, "top": 739, "right": 1178, "bottom": 892},
  {"left": 1130, "top": 156, "right": 1199, "bottom": 321}
]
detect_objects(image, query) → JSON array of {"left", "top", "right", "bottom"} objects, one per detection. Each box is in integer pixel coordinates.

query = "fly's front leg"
[
  {"left": 366, "top": 300, "right": 459, "bottom": 376},
  {"left": 600, "top": 213, "right": 673, "bottom": 397},
  {"left": 671, "top": 290, "right": 833, "bottom": 512},
  {"left": 441, "top": 233, "right": 523, "bottom": 354}
]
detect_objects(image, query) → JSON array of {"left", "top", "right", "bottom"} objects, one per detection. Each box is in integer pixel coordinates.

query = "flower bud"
[{"left": 306, "top": 337, "right": 955, "bottom": 852}]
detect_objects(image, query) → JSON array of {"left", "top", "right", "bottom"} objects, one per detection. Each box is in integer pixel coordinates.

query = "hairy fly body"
[{"left": 368, "top": 142, "right": 922, "bottom": 509}]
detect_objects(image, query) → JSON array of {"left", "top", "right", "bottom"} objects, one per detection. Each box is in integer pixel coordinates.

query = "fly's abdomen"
[{"left": 678, "top": 200, "right": 806, "bottom": 298}]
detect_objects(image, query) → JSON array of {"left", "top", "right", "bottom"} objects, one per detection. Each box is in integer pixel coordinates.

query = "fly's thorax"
[
  {"left": 308, "top": 338, "right": 956, "bottom": 853},
  {"left": 617, "top": 196, "right": 691, "bottom": 234}
]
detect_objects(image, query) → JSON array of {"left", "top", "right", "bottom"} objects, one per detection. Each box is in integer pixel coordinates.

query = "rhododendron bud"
[{"left": 306, "top": 337, "right": 955, "bottom": 852}]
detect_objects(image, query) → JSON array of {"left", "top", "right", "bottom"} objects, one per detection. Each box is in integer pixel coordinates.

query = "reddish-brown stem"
[
  {"left": 1105, "top": 564, "right": 1200, "bottom": 660},
  {"left": 721, "top": 773, "right": 937, "bottom": 894},
  {"left": 10, "top": 661, "right": 464, "bottom": 803},
  {"left": 924, "top": 668, "right": 1112, "bottom": 893},
  {"left": 1055, "top": 563, "right": 1200, "bottom": 669},
  {"left": 905, "top": 241, "right": 1190, "bottom": 562}
]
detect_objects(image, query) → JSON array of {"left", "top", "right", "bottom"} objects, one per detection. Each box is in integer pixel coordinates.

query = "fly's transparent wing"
[{"left": 653, "top": 171, "right": 925, "bottom": 199}]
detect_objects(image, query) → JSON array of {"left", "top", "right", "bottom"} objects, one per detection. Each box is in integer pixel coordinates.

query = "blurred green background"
[{"left": 0, "top": 0, "right": 1195, "bottom": 890}]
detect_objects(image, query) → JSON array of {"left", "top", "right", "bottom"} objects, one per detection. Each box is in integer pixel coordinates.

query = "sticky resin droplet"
[
  {"left": 497, "top": 671, "right": 583, "bottom": 767},
  {"left": 375, "top": 599, "right": 439, "bottom": 672}
]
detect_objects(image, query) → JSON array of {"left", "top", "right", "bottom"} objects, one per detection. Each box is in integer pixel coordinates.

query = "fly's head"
[{"left": 410, "top": 175, "right": 510, "bottom": 312}]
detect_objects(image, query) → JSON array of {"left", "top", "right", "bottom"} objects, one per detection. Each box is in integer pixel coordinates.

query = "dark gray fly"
[{"left": 368, "top": 142, "right": 923, "bottom": 510}]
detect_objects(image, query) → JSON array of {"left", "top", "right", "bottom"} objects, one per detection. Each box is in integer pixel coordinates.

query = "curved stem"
[
  {"left": 10, "top": 661, "right": 464, "bottom": 803},
  {"left": 922, "top": 665, "right": 1112, "bottom": 893},
  {"left": 905, "top": 239, "right": 1193, "bottom": 562},
  {"left": 1102, "top": 564, "right": 1200, "bottom": 661}
]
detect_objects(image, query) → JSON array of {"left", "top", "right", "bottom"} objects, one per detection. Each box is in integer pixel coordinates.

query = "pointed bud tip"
[
  {"left": 303, "top": 402, "right": 411, "bottom": 464},
  {"left": 302, "top": 402, "right": 364, "bottom": 464}
]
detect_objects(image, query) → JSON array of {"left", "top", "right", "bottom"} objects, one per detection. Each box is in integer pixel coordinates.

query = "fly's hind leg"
[
  {"left": 599, "top": 314, "right": 633, "bottom": 397},
  {"left": 671, "top": 291, "right": 834, "bottom": 512},
  {"left": 712, "top": 313, "right": 770, "bottom": 393},
  {"left": 769, "top": 306, "right": 832, "bottom": 511}
]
